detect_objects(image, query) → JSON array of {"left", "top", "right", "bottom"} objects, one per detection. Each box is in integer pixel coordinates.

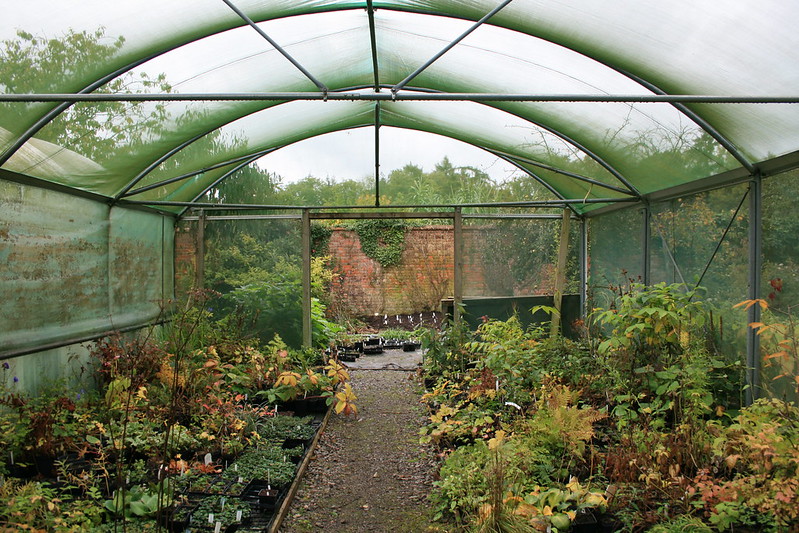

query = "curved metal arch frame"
[
  {"left": 1, "top": 3, "right": 747, "bottom": 206},
  {"left": 356, "top": 3, "right": 751, "bottom": 173},
  {"left": 171, "top": 124, "right": 579, "bottom": 218},
  {"left": 114, "top": 83, "right": 643, "bottom": 205}
]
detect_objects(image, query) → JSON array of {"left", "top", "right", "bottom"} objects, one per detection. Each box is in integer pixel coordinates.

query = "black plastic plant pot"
[
  {"left": 280, "top": 397, "right": 328, "bottom": 416},
  {"left": 166, "top": 504, "right": 195, "bottom": 532},
  {"left": 258, "top": 487, "right": 281, "bottom": 507},
  {"left": 572, "top": 510, "right": 601, "bottom": 533},
  {"left": 382, "top": 339, "right": 402, "bottom": 349},
  {"left": 281, "top": 438, "right": 306, "bottom": 450},
  {"left": 243, "top": 483, "right": 286, "bottom": 512},
  {"left": 402, "top": 341, "right": 416, "bottom": 352}
]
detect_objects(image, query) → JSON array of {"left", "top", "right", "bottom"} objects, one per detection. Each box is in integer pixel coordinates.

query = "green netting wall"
[
  {"left": 649, "top": 184, "right": 750, "bottom": 365},
  {"left": 761, "top": 170, "right": 799, "bottom": 400},
  {"left": 202, "top": 215, "right": 303, "bottom": 349},
  {"left": 463, "top": 217, "right": 579, "bottom": 298},
  {"left": 460, "top": 216, "right": 580, "bottom": 330},
  {"left": 0, "top": 178, "right": 174, "bottom": 356},
  {"left": 588, "top": 207, "right": 644, "bottom": 309}
]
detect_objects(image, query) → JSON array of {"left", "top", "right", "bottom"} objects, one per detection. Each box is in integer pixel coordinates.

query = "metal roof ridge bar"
[
  {"left": 391, "top": 0, "right": 514, "bottom": 95},
  {"left": 220, "top": 0, "right": 328, "bottom": 93},
  {"left": 126, "top": 200, "right": 310, "bottom": 209},
  {"left": 182, "top": 214, "right": 303, "bottom": 221},
  {"left": 490, "top": 149, "right": 636, "bottom": 195},
  {"left": 464, "top": 213, "right": 579, "bottom": 219},
  {"left": 366, "top": 0, "right": 381, "bottom": 92},
  {"left": 122, "top": 147, "right": 280, "bottom": 198},
  {"left": 115, "top": 132, "right": 209, "bottom": 200},
  {"left": 4, "top": 93, "right": 799, "bottom": 103},
  {"left": 374, "top": 102, "right": 381, "bottom": 206}
]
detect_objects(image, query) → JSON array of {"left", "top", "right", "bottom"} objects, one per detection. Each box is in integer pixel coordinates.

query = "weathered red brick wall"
[
  {"left": 326, "top": 225, "right": 553, "bottom": 316},
  {"left": 328, "top": 226, "right": 455, "bottom": 316},
  {"left": 173, "top": 222, "right": 555, "bottom": 316}
]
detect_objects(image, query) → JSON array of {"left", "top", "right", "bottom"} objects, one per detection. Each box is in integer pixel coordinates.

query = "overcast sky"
[{"left": 255, "top": 126, "right": 522, "bottom": 185}]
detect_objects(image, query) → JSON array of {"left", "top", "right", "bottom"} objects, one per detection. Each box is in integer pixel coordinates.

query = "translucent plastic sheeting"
[
  {"left": 109, "top": 208, "right": 174, "bottom": 325},
  {"left": 6, "top": 3, "right": 791, "bottom": 209},
  {"left": 202, "top": 216, "right": 303, "bottom": 348},
  {"left": 4, "top": 1, "right": 798, "bottom": 165},
  {"left": 0, "top": 180, "right": 172, "bottom": 355},
  {"left": 125, "top": 97, "right": 642, "bottom": 212}
]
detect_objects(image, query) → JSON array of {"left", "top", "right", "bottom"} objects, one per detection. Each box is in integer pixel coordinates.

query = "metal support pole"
[
  {"left": 641, "top": 205, "right": 651, "bottom": 285},
  {"left": 196, "top": 210, "right": 206, "bottom": 289},
  {"left": 220, "top": 0, "right": 328, "bottom": 93},
  {"left": 374, "top": 103, "right": 381, "bottom": 207},
  {"left": 580, "top": 217, "right": 588, "bottom": 319},
  {"left": 453, "top": 207, "right": 464, "bottom": 327},
  {"left": 302, "top": 210, "right": 312, "bottom": 348},
  {"left": 391, "top": 0, "right": 514, "bottom": 95},
  {"left": 746, "top": 175, "right": 763, "bottom": 405},
  {"left": 551, "top": 208, "right": 571, "bottom": 336},
  {"left": 366, "top": 0, "right": 380, "bottom": 92}
]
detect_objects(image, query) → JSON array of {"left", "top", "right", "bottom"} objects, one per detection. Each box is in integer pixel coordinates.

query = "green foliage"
[
  {"left": 351, "top": 219, "right": 409, "bottom": 267},
  {"left": 226, "top": 447, "right": 298, "bottom": 486},
  {"left": 310, "top": 222, "right": 334, "bottom": 255},
  {"left": 194, "top": 495, "right": 251, "bottom": 529},
  {"left": 221, "top": 265, "right": 302, "bottom": 347},
  {"left": 379, "top": 327, "right": 422, "bottom": 341},
  {"left": 421, "top": 311, "right": 472, "bottom": 377},
  {"left": 312, "top": 297, "right": 344, "bottom": 348},
  {"left": 432, "top": 440, "right": 497, "bottom": 523},
  {"left": 648, "top": 515, "right": 713, "bottom": 533},
  {"left": 593, "top": 282, "right": 706, "bottom": 365},
  {"left": 465, "top": 316, "right": 543, "bottom": 404},
  {"left": 104, "top": 481, "right": 172, "bottom": 519},
  {"left": 0, "top": 28, "right": 171, "bottom": 164}
]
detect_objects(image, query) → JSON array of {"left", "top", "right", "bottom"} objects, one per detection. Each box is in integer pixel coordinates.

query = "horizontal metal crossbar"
[
  {"left": 2, "top": 93, "right": 798, "bottom": 103},
  {"left": 126, "top": 197, "right": 636, "bottom": 210},
  {"left": 181, "top": 212, "right": 576, "bottom": 221}
]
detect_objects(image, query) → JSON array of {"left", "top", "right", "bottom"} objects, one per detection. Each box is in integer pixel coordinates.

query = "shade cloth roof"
[{"left": 2, "top": 0, "right": 798, "bottom": 214}]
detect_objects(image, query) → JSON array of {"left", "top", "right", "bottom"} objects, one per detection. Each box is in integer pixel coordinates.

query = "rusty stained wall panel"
[
  {"left": 0, "top": 179, "right": 172, "bottom": 355},
  {"left": 109, "top": 207, "right": 173, "bottom": 327},
  {"left": 1, "top": 180, "right": 110, "bottom": 352}
]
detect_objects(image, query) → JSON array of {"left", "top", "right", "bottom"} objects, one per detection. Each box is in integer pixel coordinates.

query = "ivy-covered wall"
[
  {"left": 327, "top": 225, "right": 558, "bottom": 316},
  {"left": 175, "top": 222, "right": 563, "bottom": 318}
]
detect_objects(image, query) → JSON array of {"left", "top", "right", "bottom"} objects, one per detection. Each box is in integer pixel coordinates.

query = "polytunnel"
[
  {"left": 3, "top": 0, "right": 799, "bottom": 397},
  {"left": 3, "top": 1, "right": 799, "bottom": 531}
]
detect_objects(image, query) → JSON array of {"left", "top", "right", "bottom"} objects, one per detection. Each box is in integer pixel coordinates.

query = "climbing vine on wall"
[
  {"left": 351, "top": 219, "right": 408, "bottom": 268},
  {"left": 310, "top": 222, "right": 333, "bottom": 255}
]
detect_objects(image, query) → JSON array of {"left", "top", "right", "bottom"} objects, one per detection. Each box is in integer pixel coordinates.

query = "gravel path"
[{"left": 278, "top": 366, "right": 440, "bottom": 533}]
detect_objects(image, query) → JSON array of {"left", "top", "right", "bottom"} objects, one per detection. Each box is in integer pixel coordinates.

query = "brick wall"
[
  {"left": 173, "top": 222, "right": 556, "bottom": 316},
  {"left": 326, "top": 225, "right": 554, "bottom": 316},
  {"left": 327, "top": 226, "right": 454, "bottom": 316}
]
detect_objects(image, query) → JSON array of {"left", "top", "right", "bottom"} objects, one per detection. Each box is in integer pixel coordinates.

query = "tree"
[{"left": 0, "top": 28, "right": 171, "bottom": 166}]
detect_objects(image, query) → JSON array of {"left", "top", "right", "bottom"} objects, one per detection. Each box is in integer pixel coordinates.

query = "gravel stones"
[{"left": 279, "top": 369, "right": 439, "bottom": 533}]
